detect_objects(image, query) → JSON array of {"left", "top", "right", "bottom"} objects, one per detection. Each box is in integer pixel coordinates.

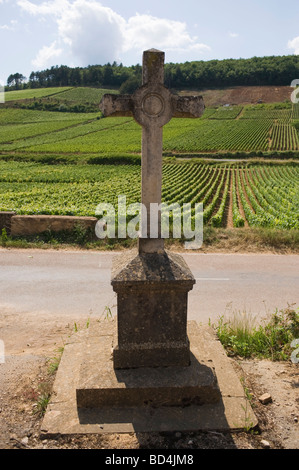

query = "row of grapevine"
[
  {"left": 270, "top": 123, "right": 299, "bottom": 151},
  {"left": 0, "top": 161, "right": 298, "bottom": 229},
  {"left": 291, "top": 104, "right": 299, "bottom": 120},
  {"left": 250, "top": 168, "right": 298, "bottom": 225},
  {"left": 208, "top": 106, "right": 243, "bottom": 120},
  {"left": 235, "top": 169, "right": 260, "bottom": 226},
  {"left": 162, "top": 164, "right": 206, "bottom": 202},
  {"left": 231, "top": 170, "right": 245, "bottom": 227},
  {"left": 256, "top": 169, "right": 292, "bottom": 210},
  {"left": 163, "top": 119, "right": 272, "bottom": 153},
  {"left": 0, "top": 107, "right": 99, "bottom": 125},
  {"left": 203, "top": 168, "right": 227, "bottom": 223},
  {"left": 210, "top": 170, "right": 230, "bottom": 226},
  {"left": 244, "top": 170, "right": 297, "bottom": 229},
  {"left": 235, "top": 167, "right": 299, "bottom": 229},
  {"left": 0, "top": 110, "right": 298, "bottom": 154},
  {"left": 0, "top": 116, "right": 132, "bottom": 152},
  {"left": 240, "top": 107, "right": 292, "bottom": 122}
]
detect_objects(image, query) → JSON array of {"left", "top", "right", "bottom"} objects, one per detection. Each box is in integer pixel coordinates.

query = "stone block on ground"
[{"left": 41, "top": 320, "right": 258, "bottom": 436}]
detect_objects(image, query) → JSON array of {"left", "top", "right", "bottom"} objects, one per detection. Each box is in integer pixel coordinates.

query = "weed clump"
[{"left": 214, "top": 305, "right": 299, "bottom": 360}]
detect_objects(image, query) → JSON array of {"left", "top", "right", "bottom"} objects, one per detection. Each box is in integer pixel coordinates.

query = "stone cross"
[
  {"left": 99, "top": 49, "right": 204, "bottom": 370},
  {"left": 100, "top": 49, "right": 204, "bottom": 254}
]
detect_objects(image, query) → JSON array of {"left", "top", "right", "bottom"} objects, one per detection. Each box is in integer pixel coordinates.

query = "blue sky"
[{"left": 1, "top": 0, "right": 299, "bottom": 84}]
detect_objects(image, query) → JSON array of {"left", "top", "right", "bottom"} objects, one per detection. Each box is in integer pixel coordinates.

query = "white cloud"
[
  {"left": 17, "top": 0, "right": 210, "bottom": 70},
  {"left": 288, "top": 36, "right": 299, "bottom": 54},
  {"left": 0, "top": 20, "right": 18, "bottom": 31},
  {"left": 56, "top": 0, "right": 126, "bottom": 65},
  {"left": 17, "top": 0, "right": 69, "bottom": 16},
  {"left": 32, "top": 41, "right": 63, "bottom": 69},
  {"left": 123, "top": 14, "right": 210, "bottom": 55},
  {"left": 229, "top": 32, "right": 239, "bottom": 38}
]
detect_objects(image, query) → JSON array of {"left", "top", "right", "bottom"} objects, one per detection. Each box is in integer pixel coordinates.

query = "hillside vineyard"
[
  {"left": 0, "top": 161, "right": 298, "bottom": 230},
  {"left": 0, "top": 86, "right": 298, "bottom": 237}
]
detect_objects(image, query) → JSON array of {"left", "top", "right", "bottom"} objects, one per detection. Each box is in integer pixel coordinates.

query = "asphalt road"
[{"left": 0, "top": 249, "right": 298, "bottom": 324}]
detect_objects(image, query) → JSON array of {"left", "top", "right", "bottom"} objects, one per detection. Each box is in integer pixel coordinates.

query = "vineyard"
[
  {"left": 0, "top": 88, "right": 298, "bottom": 239},
  {"left": 0, "top": 161, "right": 298, "bottom": 231},
  {"left": 0, "top": 88, "right": 299, "bottom": 155}
]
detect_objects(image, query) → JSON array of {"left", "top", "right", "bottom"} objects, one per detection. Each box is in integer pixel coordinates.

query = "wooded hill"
[{"left": 7, "top": 54, "right": 299, "bottom": 93}]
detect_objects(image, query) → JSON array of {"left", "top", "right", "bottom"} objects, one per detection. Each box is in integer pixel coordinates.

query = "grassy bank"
[{"left": 1, "top": 226, "right": 299, "bottom": 253}]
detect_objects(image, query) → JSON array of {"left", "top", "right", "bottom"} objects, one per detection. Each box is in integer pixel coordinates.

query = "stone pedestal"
[{"left": 111, "top": 250, "right": 195, "bottom": 369}]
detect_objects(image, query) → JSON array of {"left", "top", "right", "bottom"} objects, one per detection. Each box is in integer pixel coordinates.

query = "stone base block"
[
  {"left": 41, "top": 320, "right": 258, "bottom": 435},
  {"left": 76, "top": 329, "right": 220, "bottom": 408},
  {"left": 111, "top": 250, "right": 195, "bottom": 369},
  {"left": 113, "top": 340, "right": 190, "bottom": 369}
]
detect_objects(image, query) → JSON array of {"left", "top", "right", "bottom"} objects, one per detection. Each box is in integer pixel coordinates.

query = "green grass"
[
  {"left": 18, "top": 118, "right": 138, "bottom": 153},
  {"left": 2, "top": 226, "right": 299, "bottom": 253},
  {"left": 47, "top": 347, "right": 64, "bottom": 375},
  {"left": 213, "top": 305, "right": 299, "bottom": 360},
  {"left": 3, "top": 86, "right": 117, "bottom": 104},
  {"left": 32, "top": 382, "right": 52, "bottom": 417},
  {"left": 0, "top": 120, "right": 86, "bottom": 145},
  {"left": 2, "top": 86, "right": 118, "bottom": 114},
  {"left": 4, "top": 87, "right": 73, "bottom": 102},
  {"left": 0, "top": 107, "right": 100, "bottom": 124},
  {"left": 52, "top": 87, "right": 117, "bottom": 104}
]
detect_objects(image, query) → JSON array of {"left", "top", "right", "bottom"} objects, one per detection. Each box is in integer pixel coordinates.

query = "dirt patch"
[
  {"left": 0, "top": 311, "right": 298, "bottom": 449},
  {"left": 180, "top": 86, "right": 293, "bottom": 107},
  {"left": 239, "top": 360, "right": 299, "bottom": 449}
]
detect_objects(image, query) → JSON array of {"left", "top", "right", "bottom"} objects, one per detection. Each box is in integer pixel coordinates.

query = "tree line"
[{"left": 6, "top": 54, "right": 299, "bottom": 92}]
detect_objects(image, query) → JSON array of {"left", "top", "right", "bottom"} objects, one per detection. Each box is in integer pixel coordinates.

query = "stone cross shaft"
[{"left": 99, "top": 49, "right": 204, "bottom": 254}]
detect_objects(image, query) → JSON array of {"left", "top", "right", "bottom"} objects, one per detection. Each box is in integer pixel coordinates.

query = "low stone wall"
[
  {"left": 0, "top": 212, "right": 97, "bottom": 237},
  {"left": 0, "top": 212, "right": 16, "bottom": 235}
]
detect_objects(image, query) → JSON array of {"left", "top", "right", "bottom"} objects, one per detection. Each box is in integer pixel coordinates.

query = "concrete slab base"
[{"left": 41, "top": 320, "right": 258, "bottom": 437}]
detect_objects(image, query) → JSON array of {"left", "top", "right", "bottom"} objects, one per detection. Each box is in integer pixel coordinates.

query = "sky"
[{"left": 1, "top": 0, "right": 299, "bottom": 84}]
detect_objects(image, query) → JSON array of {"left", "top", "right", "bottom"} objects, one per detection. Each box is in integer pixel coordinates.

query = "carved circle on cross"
[
  {"left": 142, "top": 93, "right": 164, "bottom": 117},
  {"left": 132, "top": 83, "right": 173, "bottom": 128}
]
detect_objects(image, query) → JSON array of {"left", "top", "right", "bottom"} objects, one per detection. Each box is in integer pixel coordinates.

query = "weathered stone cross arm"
[
  {"left": 99, "top": 89, "right": 204, "bottom": 120},
  {"left": 100, "top": 94, "right": 133, "bottom": 118}
]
